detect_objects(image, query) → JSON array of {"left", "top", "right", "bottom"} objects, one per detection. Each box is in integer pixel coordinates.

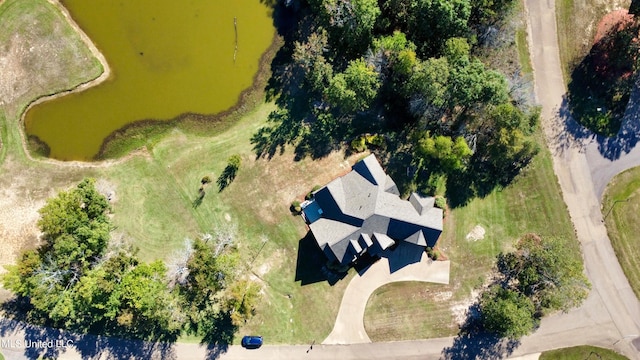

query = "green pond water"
[{"left": 24, "top": 0, "right": 275, "bottom": 161}]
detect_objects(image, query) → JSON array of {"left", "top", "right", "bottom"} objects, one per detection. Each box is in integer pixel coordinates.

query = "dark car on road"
[{"left": 241, "top": 335, "right": 263, "bottom": 349}]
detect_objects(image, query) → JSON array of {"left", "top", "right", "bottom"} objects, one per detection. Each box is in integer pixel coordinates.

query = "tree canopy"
[
  {"left": 480, "top": 286, "right": 537, "bottom": 339},
  {"left": 2, "top": 179, "right": 259, "bottom": 343},
  {"left": 479, "top": 234, "right": 590, "bottom": 338},
  {"left": 496, "top": 234, "right": 590, "bottom": 312},
  {"left": 255, "top": 0, "right": 532, "bottom": 204}
]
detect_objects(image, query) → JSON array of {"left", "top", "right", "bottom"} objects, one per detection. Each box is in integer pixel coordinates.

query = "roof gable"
[
  {"left": 404, "top": 230, "right": 427, "bottom": 247},
  {"left": 352, "top": 154, "right": 387, "bottom": 186}
]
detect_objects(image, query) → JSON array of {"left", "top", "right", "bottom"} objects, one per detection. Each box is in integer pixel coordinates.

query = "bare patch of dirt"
[
  {"left": 255, "top": 247, "right": 283, "bottom": 277},
  {"left": 450, "top": 289, "right": 481, "bottom": 326},
  {"left": 465, "top": 225, "right": 486, "bottom": 242},
  {"left": 95, "top": 178, "right": 117, "bottom": 203},
  {"left": 0, "top": 162, "right": 47, "bottom": 275},
  {"left": 432, "top": 291, "right": 453, "bottom": 302},
  {"left": 0, "top": 155, "right": 88, "bottom": 276},
  {"left": 243, "top": 150, "right": 365, "bottom": 224}
]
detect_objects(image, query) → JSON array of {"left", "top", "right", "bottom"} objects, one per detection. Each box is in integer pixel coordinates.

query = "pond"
[{"left": 24, "top": 0, "right": 275, "bottom": 161}]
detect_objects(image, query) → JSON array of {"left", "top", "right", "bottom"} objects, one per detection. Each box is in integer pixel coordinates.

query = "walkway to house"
[{"left": 322, "top": 246, "right": 450, "bottom": 345}]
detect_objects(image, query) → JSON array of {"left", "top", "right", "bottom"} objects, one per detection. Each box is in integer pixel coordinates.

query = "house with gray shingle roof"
[{"left": 301, "top": 154, "right": 443, "bottom": 265}]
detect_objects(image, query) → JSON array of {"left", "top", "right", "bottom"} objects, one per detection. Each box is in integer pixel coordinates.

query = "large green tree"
[
  {"left": 180, "top": 238, "right": 239, "bottom": 336},
  {"left": 293, "top": 30, "right": 334, "bottom": 93},
  {"left": 37, "top": 178, "right": 111, "bottom": 272},
  {"left": 311, "top": 0, "right": 381, "bottom": 53},
  {"left": 497, "top": 234, "right": 590, "bottom": 312},
  {"left": 3, "top": 179, "right": 111, "bottom": 322},
  {"left": 480, "top": 234, "right": 590, "bottom": 339},
  {"left": 480, "top": 285, "right": 538, "bottom": 338},
  {"left": 325, "top": 58, "right": 381, "bottom": 112}
]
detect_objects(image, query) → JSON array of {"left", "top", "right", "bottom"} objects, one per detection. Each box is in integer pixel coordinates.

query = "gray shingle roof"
[{"left": 306, "top": 154, "right": 443, "bottom": 264}]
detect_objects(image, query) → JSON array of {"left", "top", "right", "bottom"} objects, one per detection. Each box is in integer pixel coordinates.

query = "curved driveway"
[{"left": 322, "top": 255, "right": 450, "bottom": 344}]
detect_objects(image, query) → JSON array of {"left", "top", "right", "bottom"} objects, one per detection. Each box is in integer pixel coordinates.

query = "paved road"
[{"left": 524, "top": 0, "right": 640, "bottom": 359}]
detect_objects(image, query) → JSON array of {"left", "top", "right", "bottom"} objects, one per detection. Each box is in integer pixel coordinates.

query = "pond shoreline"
[
  {"left": 17, "top": 0, "right": 280, "bottom": 167},
  {"left": 96, "top": 31, "right": 282, "bottom": 160}
]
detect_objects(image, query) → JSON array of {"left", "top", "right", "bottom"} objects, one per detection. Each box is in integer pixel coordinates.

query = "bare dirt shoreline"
[{"left": 12, "top": 0, "right": 136, "bottom": 169}]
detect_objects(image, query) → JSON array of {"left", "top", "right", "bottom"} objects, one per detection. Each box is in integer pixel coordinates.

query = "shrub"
[
  {"left": 365, "top": 134, "right": 386, "bottom": 148},
  {"left": 426, "top": 247, "right": 435, "bottom": 259},
  {"left": 290, "top": 200, "right": 302, "bottom": 214},
  {"left": 217, "top": 154, "right": 242, "bottom": 191},
  {"left": 201, "top": 175, "right": 212, "bottom": 185},
  {"left": 351, "top": 134, "right": 386, "bottom": 152},
  {"left": 306, "top": 185, "right": 322, "bottom": 200},
  {"left": 351, "top": 136, "right": 367, "bottom": 152},
  {"left": 434, "top": 196, "right": 446, "bottom": 209},
  {"left": 227, "top": 154, "right": 242, "bottom": 170},
  {"left": 425, "top": 246, "right": 440, "bottom": 260}
]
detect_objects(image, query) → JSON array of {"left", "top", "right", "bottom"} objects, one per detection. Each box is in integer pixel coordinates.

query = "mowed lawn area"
[
  {"left": 541, "top": 345, "right": 629, "bottom": 360},
  {"left": 602, "top": 166, "right": 640, "bottom": 299},
  {"left": 98, "top": 104, "right": 365, "bottom": 344}
]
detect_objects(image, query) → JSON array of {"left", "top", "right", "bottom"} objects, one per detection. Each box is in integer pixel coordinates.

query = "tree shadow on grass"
[
  {"left": 217, "top": 163, "right": 239, "bottom": 192},
  {"left": 193, "top": 188, "right": 206, "bottom": 208},
  {"left": 566, "top": 20, "right": 638, "bottom": 138},
  {"left": 441, "top": 304, "right": 521, "bottom": 360},
  {"left": 558, "top": 81, "right": 640, "bottom": 162},
  {"left": 294, "top": 232, "right": 348, "bottom": 286}
]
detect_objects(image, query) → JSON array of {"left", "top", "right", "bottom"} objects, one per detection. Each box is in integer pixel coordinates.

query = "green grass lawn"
[
  {"left": 516, "top": 27, "right": 533, "bottom": 75},
  {"left": 365, "top": 282, "right": 459, "bottom": 341},
  {"left": 602, "top": 166, "right": 640, "bottom": 299},
  {"left": 541, "top": 345, "right": 629, "bottom": 359},
  {"left": 516, "top": 0, "right": 533, "bottom": 76}
]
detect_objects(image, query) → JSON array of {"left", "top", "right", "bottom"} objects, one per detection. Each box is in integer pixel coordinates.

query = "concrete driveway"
[{"left": 322, "top": 244, "right": 450, "bottom": 345}]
